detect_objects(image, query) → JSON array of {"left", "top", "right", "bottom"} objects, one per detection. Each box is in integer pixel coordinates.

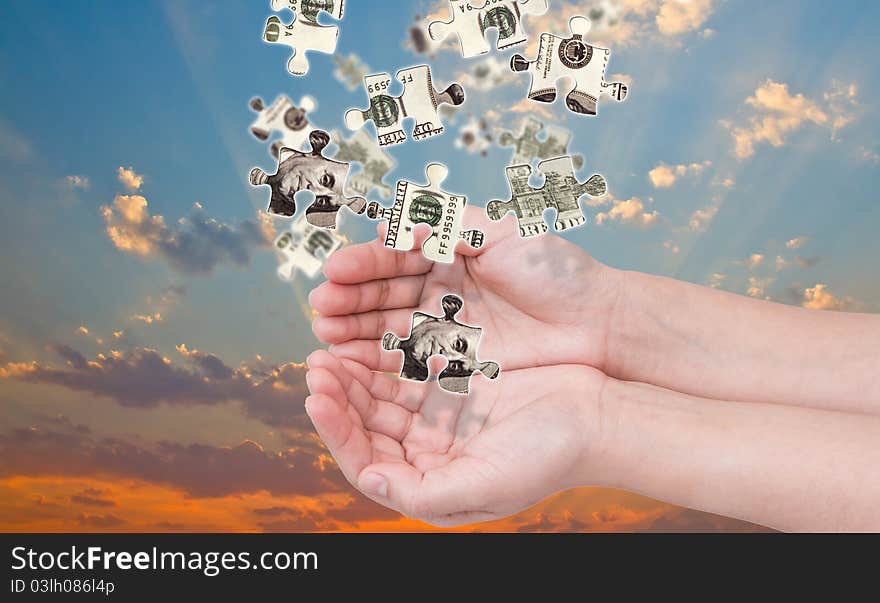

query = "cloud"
[
  {"left": 132, "top": 313, "right": 162, "bottom": 324},
  {"left": 1, "top": 343, "right": 309, "bottom": 428},
  {"left": 101, "top": 195, "right": 272, "bottom": 275},
  {"left": 655, "top": 0, "right": 716, "bottom": 36},
  {"left": 785, "top": 236, "right": 808, "bottom": 249},
  {"left": 649, "top": 160, "right": 711, "bottom": 188},
  {"left": 71, "top": 490, "right": 116, "bottom": 507},
  {"left": 688, "top": 204, "right": 719, "bottom": 231},
  {"left": 663, "top": 240, "right": 680, "bottom": 254},
  {"left": 802, "top": 283, "right": 856, "bottom": 311},
  {"left": 775, "top": 255, "right": 790, "bottom": 271},
  {"left": 117, "top": 166, "right": 144, "bottom": 191},
  {"left": 746, "top": 276, "right": 774, "bottom": 299},
  {"left": 65, "top": 175, "right": 90, "bottom": 190},
  {"left": 745, "top": 253, "right": 765, "bottom": 270},
  {"left": 707, "top": 273, "right": 726, "bottom": 288},
  {"left": 595, "top": 197, "right": 660, "bottom": 227},
  {"left": 724, "top": 79, "right": 859, "bottom": 159},
  {"left": 78, "top": 513, "right": 125, "bottom": 528}
]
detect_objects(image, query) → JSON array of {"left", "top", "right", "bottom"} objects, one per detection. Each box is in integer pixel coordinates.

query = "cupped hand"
[
  {"left": 309, "top": 207, "right": 622, "bottom": 373},
  {"left": 304, "top": 349, "right": 607, "bottom": 526}
]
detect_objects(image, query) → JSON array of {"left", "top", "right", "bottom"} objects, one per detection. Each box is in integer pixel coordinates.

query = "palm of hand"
[{"left": 305, "top": 350, "right": 600, "bottom": 526}]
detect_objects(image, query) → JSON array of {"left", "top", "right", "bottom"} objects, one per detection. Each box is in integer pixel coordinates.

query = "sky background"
[{"left": 0, "top": 0, "right": 877, "bottom": 532}]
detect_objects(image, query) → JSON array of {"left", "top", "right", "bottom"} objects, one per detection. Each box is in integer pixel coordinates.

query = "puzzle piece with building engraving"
[
  {"left": 510, "top": 16, "right": 628, "bottom": 116},
  {"left": 499, "top": 117, "right": 583, "bottom": 169},
  {"left": 263, "top": 0, "right": 344, "bottom": 76},
  {"left": 344, "top": 65, "right": 465, "bottom": 147},
  {"left": 366, "top": 163, "right": 484, "bottom": 263},
  {"left": 428, "top": 0, "right": 548, "bottom": 57},
  {"left": 249, "top": 95, "right": 318, "bottom": 158},
  {"left": 249, "top": 130, "right": 366, "bottom": 228},
  {"left": 486, "top": 155, "right": 607, "bottom": 237},
  {"left": 274, "top": 212, "right": 344, "bottom": 280},
  {"left": 382, "top": 294, "right": 500, "bottom": 394}
]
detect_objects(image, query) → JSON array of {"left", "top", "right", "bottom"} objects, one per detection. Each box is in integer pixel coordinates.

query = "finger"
[
  {"left": 323, "top": 238, "right": 433, "bottom": 285},
  {"left": 309, "top": 275, "right": 425, "bottom": 317},
  {"left": 312, "top": 308, "right": 415, "bottom": 345},
  {"left": 304, "top": 394, "right": 372, "bottom": 487},
  {"left": 339, "top": 358, "right": 428, "bottom": 412},
  {"left": 329, "top": 339, "right": 402, "bottom": 373}
]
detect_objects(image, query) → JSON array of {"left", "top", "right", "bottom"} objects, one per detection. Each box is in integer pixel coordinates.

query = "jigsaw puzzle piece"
[
  {"left": 249, "top": 130, "right": 366, "bottom": 227},
  {"left": 510, "top": 16, "right": 628, "bottom": 116},
  {"left": 275, "top": 213, "right": 344, "bottom": 280},
  {"left": 499, "top": 117, "right": 584, "bottom": 169},
  {"left": 263, "top": 0, "right": 344, "bottom": 76},
  {"left": 330, "top": 128, "right": 396, "bottom": 199},
  {"left": 344, "top": 66, "right": 465, "bottom": 147},
  {"left": 486, "top": 156, "right": 607, "bottom": 237},
  {"left": 382, "top": 294, "right": 500, "bottom": 394},
  {"left": 428, "top": 0, "right": 548, "bottom": 58},
  {"left": 249, "top": 95, "right": 317, "bottom": 158},
  {"left": 366, "top": 163, "right": 484, "bottom": 263}
]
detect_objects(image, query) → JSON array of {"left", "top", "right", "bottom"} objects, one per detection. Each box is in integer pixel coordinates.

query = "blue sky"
[{"left": 0, "top": 0, "right": 877, "bottom": 532}]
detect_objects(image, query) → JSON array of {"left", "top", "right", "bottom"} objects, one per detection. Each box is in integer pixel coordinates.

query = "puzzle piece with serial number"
[
  {"left": 486, "top": 155, "right": 607, "bottom": 237},
  {"left": 249, "top": 130, "right": 366, "bottom": 228},
  {"left": 366, "top": 163, "right": 483, "bottom": 263},
  {"left": 499, "top": 117, "right": 583, "bottom": 169},
  {"left": 274, "top": 212, "right": 344, "bottom": 280},
  {"left": 263, "top": 0, "right": 344, "bottom": 76},
  {"left": 428, "top": 0, "right": 548, "bottom": 58},
  {"left": 249, "top": 95, "right": 318, "bottom": 158},
  {"left": 382, "top": 294, "right": 500, "bottom": 394},
  {"left": 344, "top": 65, "right": 466, "bottom": 147},
  {"left": 510, "top": 16, "right": 628, "bottom": 116}
]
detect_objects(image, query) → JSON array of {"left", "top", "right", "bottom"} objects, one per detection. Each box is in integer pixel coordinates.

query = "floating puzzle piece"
[
  {"left": 249, "top": 130, "right": 366, "bottom": 228},
  {"left": 499, "top": 117, "right": 584, "bottom": 169},
  {"left": 333, "top": 52, "right": 370, "bottom": 91},
  {"left": 486, "top": 155, "right": 607, "bottom": 237},
  {"left": 274, "top": 212, "right": 344, "bottom": 280},
  {"left": 263, "top": 0, "right": 344, "bottom": 76},
  {"left": 455, "top": 116, "right": 492, "bottom": 156},
  {"left": 428, "top": 0, "right": 548, "bottom": 58},
  {"left": 249, "top": 95, "right": 317, "bottom": 158},
  {"left": 344, "top": 65, "right": 466, "bottom": 147},
  {"left": 330, "top": 128, "right": 396, "bottom": 199},
  {"left": 510, "top": 16, "right": 628, "bottom": 116},
  {"left": 382, "top": 294, "right": 500, "bottom": 394},
  {"left": 366, "top": 163, "right": 484, "bottom": 263}
]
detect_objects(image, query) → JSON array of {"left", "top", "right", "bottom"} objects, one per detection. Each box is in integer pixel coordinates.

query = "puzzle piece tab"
[
  {"left": 263, "top": 0, "right": 345, "bottom": 76},
  {"left": 274, "top": 212, "right": 344, "bottom": 280},
  {"left": 366, "top": 163, "right": 484, "bottom": 263},
  {"left": 486, "top": 155, "right": 607, "bottom": 237},
  {"left": 428, "top": 0, "right": 548, "bottom": 58},
  {"left": 249, "top": 95, "right": 317, "bottom": 158},
  {"left": 344, "top": 65, "right": 465, "bottom": 147},
  {"left": 510, "top": 16, "right": 628, "bottom": 116},
  {"left": 249, "top": 130, "right": 366, "bottom": 228},
  {"left": 382, "top": 294, "right": 500, "bottom": 394},
  {"left": 499, "top": 116, "right": 584, "bottom": 169}
]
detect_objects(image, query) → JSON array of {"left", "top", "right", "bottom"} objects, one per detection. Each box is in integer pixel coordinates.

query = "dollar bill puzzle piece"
[
  {"left": 382, "top": 294, "right": 500, "bottom": 394},
  {"left": 499, "top": 117, "right": 584, "bottom": 169},
  {"left": 366, "top": 163, "right": 484, "bottom": 263},
  {"left": 344, "top": 65, "right": 466, "bottom": 147},
  {"left": 510, "top": 16, "right": 628, "bottom": 116},
  {"left": 274, "top": 213, "right": 344, "bottom": 280},
  {"left": 249, "top": 95, "right": 317, "bottom": 158},
  {"left": 428, "top": 0, "right": 548, "bottom": 58},
  {"left": 455, "top": 116, "right": 492, "bottom": 156},
  {"left": 330, "top": 128, "right": 396, "bottom": 199},
  {"left": 486, "top": 155, "right": 607, "bottom": 237},
  {"left": 263, "top": 0, "right": 344, "bottom": 76},
  {"left": 333, "top": 52, "right": 370, "bottom": 91},
  {"left": 249, "top": 130, "right": 366, "bottom": 228}
]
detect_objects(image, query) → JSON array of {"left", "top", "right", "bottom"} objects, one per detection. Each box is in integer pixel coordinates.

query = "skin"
[{"left": 307, "top": 207, "right": 880, "bottom": 531}]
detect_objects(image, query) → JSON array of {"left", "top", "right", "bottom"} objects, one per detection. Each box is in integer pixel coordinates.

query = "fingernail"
[{"left": 359, "top": 472, "right": 388, "bottom": 498}]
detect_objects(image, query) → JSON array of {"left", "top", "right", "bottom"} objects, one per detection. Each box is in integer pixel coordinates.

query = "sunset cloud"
[
  {"left": 595, "top": 197, "right": 660, "bottom": 227},
  {"left": 65, "top": 175, "right": 90, "bottom": 190},
  {"left": 648, "top": 160, "right": 712, "bottom": 188},
  {"left": 117, "top": 166, "right": 144, "bottom": 191},
  {"left": 802, "top": 283, "right": 856, "bottom": 311}
]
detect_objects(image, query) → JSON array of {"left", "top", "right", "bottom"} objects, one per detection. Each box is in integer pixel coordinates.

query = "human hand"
[
  {"left": 304, "top": 349, "right": 607, "bottom": 526},
  {"left": 309, "top": 207, "right": 622, "bottom": 373}
]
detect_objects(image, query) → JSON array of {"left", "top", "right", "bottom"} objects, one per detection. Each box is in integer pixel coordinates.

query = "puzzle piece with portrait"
[
  {"left": 486, "top": 155, "right": 607, "bottom": 237},
  {"left": 249, "top": 94, "right": 318, "bottom": 158},
  {"left": 510, "top": 16, "right": 628, "bottom": 116},
  {"left": 263, "top": 0, "right": 345, "bottom": 76},
  {"left": 274, "top": 213, "right": 344, "bottom": 280},
  {"left": 249, "top": 130, "right": 366, "bottom": 228},
  {"left": 366, "top": 163, "right": 484, "bottom": 263},
  {"left": 499, "top": 116, "right": 584, "bottom": 169},
  {"left": 344, "top": 65, "right": 465, "bottom": 147},
  {"left": 382, "top": 294, "right": 500, "bottom": 394},
  {"left": 428, "top": 0, "right": 548, "bottom": 57}
]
